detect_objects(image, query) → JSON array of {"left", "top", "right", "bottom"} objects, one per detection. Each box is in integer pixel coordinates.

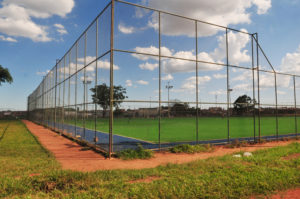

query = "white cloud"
[
  {"left": 213, "top": 73, "right": 227, "bottom": 79},
  {"left": 232, "top": 70, "right": 252, "bottom": 81},
  {"left": 36, "top": 70, "right": 50, "bottom": 76},
  {"left": 77, "top": 56, "right": 120, "bottom": 71},
  {"left": 137, "top": 80, "right": 149, "bottom": 85},
  {"left": 54, "top": 23, "right": 67, "bottom": 35},
  {"left": 211, "top": 29, "right": 251, "bottom": 65},
  {"left": 252, "top": 0, "right": 271, "bottom": 14},
  {"left": 53, "top": 23, "right": 64, "bottom": 29},
  {"left": 280, "top": 45, "right": 300, "bottom": 75},
  {"left": 162, "top": 74, "right": 173, "bottom": 81},
  {"left": 80, "top": 75, "right": 94, "bottom": 83},
  {"left": 126, "top": 80, "right": 133, "bottom": 87},
  {"left": 146, "top": 0, "right": 271, "bottom": 37},
  {"left": 133, "top": 30, "right": 249, "bottom": 74},
  {"left": 132, "top": 46, "right": 172, "bottom": 60},
  {"left": 0, "top": 35, "right": 17, "bottom": 42},
  {"left": 139, "top": 62, "right": 158, "bottom": 71},
  {"left": 2, "top": 0, "right": 75, "bottom": 18},
  {"left": 181, "top": 75, "right": 211, "bottom": 90},
  {"left": 0, "top": 0, "right": 74, "bottom": 42},
  {"left": 209, "top": 89, "right": 227, "bottom": 95},
  {"left": 97, "top": 60, "right": 120, "bottom": 70},
  {"left": 118, "top": 23, "right": 135, "bottom": 34}
]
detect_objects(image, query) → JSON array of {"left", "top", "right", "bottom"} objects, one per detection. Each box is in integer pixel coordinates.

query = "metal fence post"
[
  {"left": 158, "top": 11, "right": 162, "bottom": 150},
  {"left": 83, "top": 33, "right": 87, "bottom": 140},
  {"left": 54, "top": 60, "right": 58, "bottom": 131},
  {"left": 95, "top": 17, "right": 99, "bottom": 145},
  {"left": 274, "top": 72, "right": 279, "bottom": 140},
  {"left": 63, "top": 57, "right": 66, "bottom": 134},
  {"left": 226, "top": 28, "right": 230, "bottom": 143},
  {"left": 68, "top": 53, "right": 71, "bottom": 135},
  {"left": 195, "top": 21, "right": 199, "bottom": 144},
  {"left": 251, "top": 34, "right": 256, "bottom": 142},
  {"left": 75, "top": 42, "right": 78, "bottom": 137},
  {"left": 42, "top": 77, "right": 45, "bottom": 126},
  {"left": 109, "top": 0, "right": 115, "bottom": 158},
  {"left": 293, "top": 75, "right": 298, "bottom": 137},
  {"left": 255, "top": 33, "right": 261, "bottom": 142}
]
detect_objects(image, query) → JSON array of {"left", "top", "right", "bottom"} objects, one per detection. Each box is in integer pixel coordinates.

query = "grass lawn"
[
  {"left": 1, "top": 120, "right": 300, "bottom": 198},
  {"left": 65, "top": 116, "right": 297, "bottom": 143}
]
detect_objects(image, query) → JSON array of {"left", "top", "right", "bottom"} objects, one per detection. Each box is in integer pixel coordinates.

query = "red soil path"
[
  {"left": 269, "top": 188, "right": 300, "bottom": 199},
  {"left": 22, "top": 120, "right": 300, "bottom": 172}
]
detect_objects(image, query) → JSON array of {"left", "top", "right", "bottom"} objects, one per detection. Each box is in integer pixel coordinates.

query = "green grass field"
[
  {"left": 67, "top": 116, "right": 297, "bottom": 143},
  {"left": 1, "top": 120, "right": 300, "bottom": 198}
]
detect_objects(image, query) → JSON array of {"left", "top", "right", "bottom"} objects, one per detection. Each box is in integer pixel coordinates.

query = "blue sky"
[{"left": 1, "top": 0, "right": 300, "bottom": 110}]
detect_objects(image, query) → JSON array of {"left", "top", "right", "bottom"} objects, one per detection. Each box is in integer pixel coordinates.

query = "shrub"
[
  {"left": 115, "top": 144, "right": 154, "bottom": 160},
  {"left": 225, "top": 139, "right": 248, "bottom": 148},
  {"left": 169, "top": 144, "right": 214, "bottom": 154}
]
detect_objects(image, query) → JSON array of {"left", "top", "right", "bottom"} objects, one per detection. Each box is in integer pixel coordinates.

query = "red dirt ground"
[
  {"left": 251, "top": 188, "right": 300, "bottom": 199},
  {"left": 269, "top": 188, "right": 300, "bottom": 199},
  {"left": 22, "top": 120, "right": 300, "bottom": 172}
]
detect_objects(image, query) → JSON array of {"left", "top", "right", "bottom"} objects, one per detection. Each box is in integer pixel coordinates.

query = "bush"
[
  {"left": 169, "top": 144, "right": 214, "bottom": 154},
  {"left": 115, "top": 144, "right": 154, "bottom": 160},
  {"left": 225, "top": 139, "right": 248, "bottom": 148}
]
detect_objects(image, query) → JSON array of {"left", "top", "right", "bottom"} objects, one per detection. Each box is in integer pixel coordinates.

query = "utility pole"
[{"left": 166, "top": 81, "right": 173, "bottom": 118}]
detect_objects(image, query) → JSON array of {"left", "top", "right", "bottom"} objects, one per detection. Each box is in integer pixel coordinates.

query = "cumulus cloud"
[
  {"left": 280, "top": 45, "right": 300, "bottom": 75},
  {"left": 181, "top": 76, "right": 211, "bottom": 90},
  {"left": 126, "top": 80, "right": 133, "bottom": 87},
  {"left": 54, "top": 23, "right": 67, "bottom": 35},
  {"left": 0, "top": 0, "right": 74, "bottom": 42},
  {"left": 36, "top": 70, "right": 50, "bottom": 76},
  {"left": 0, "top": 35, "right": 17, "bottom": 42},
  {"left": 211, "top": 29, "right": 251, "bottom": 65},
  {"left": 139, "top": 62, "right": 158, "bottom": 71},
  {"left": 97, "top": 60, "right": 120, "bottom": 70},
  {"left": 209, "top": 89, "right": 227, "bottom": 95},
  {"left": 132, "top": 29, "right": 250, "bottom": 74},
  {"left": 145, "top": 0, "right": 271, "bottom": 37},
  {"left": 252, "top": 0, "right": 271, "bottom": 14},
  {"left": 118, "top": 23, "right": 135, "bottom": 34},
  {"left": 213, "top": 73, "right": 227, "bottom": 79},
  {"left": 137, "top": 80, "right": 149, "bottom": 85},
  {"left": 162, "top": 74, "right": 174, "bottom": 81},
  {"left": 132, "top": 46, "right": 172, "bottom": 60},
  {"left": 77, "top": 56, "right": 120, "bottom": 70}
]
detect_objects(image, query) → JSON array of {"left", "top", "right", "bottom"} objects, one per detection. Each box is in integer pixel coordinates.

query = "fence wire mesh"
[{"left": 28, "top": 0, "right": 299, "bottom": 156}]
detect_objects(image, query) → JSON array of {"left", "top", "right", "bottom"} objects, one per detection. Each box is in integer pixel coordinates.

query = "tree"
[
  {"left": 233, "top": 95, "right": 255, "bottom": 115},
  {"left": 0, "top": 65, "right": 13, "bottom": 85},
  {"left": 90, "top": 83, "right": 127, "bottom": 117},
  {"left": 171, "top": 102, "right": 189, "bottom": 117}
]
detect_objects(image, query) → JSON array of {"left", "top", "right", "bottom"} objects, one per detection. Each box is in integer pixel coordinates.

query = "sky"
[{"left": 1, "top": 0, "right": 300, "bottom": 110}]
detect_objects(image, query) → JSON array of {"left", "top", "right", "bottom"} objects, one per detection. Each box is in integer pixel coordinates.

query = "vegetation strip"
[{"left": 1, "top": 120, "right": 300, "bottom": 198}]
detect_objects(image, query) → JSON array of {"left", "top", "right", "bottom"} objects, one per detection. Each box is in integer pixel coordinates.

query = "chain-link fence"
[{"left": 28, "top": 0, "right": 299, "bottom": 157}]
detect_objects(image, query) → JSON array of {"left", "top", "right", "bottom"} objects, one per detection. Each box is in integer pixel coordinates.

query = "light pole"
[{"left": 166, "top": 81, "right": 173, "bottom": 118}]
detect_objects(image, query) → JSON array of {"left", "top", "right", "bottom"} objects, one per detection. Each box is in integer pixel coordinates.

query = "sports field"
[{"left": 65, "top": 116, "right": 298, "bottom": 143}]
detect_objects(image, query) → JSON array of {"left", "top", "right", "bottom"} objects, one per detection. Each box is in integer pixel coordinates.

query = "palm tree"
[{"left": 0, "top": 65, "right": 13, "bottom": 85}]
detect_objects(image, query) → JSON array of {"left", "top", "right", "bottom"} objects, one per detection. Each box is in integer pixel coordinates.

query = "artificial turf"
[{"left": 63, "top": 116, "right": 297, "bottom": 143}]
